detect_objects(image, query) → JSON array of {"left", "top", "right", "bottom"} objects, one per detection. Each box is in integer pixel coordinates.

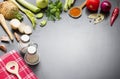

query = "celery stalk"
[
  {"left": 64, "top": 0, "right": 69, "bottom": 11},
  {"left": 16, "top": 0, "right": 40, "bottom": 13},
  {"left": 64, "top": 0, "right": 75, "bottom": 11},
  {"left": 10, "top": 0, "right": 36, "bottom": 29},
  {"left": 68, "top": 0, "right": 72, "bottom": 8}
]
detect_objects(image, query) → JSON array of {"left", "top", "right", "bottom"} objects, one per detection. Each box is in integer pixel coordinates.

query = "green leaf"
[{"left": 45, "top": 0, "right": 62, "bottom": 21}]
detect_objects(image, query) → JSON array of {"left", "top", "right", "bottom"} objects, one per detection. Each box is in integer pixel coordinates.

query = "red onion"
[{"left": 101, "top": 0, "right": 111, "bottom": 12}]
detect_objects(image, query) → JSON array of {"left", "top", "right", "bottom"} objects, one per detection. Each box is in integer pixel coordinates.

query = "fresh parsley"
[{"left": 46, "top": 0, "right": 63, "bottom": 21}]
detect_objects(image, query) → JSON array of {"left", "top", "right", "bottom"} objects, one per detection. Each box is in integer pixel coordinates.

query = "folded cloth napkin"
[{"left": 0, "top": 50, "right": 38, "bottom": 79}]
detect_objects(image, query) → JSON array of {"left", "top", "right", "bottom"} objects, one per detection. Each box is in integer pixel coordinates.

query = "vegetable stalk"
[
  {"left": 16, "top": 0, "right": 40, "bottom": 13},
  {"left": 10, "top": 0, "right": 36, "bottom": 29},
  {"left": 64, "top": 0, "right": 75, "bottom": 11},
  {"left": 64, "top": 0, "right": 69, "bottom": 11}
]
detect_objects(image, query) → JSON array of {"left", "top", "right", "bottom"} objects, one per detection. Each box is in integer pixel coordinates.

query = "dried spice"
[
  {"left": 69, "top": 7, "right": 81, "bottom": 17},
  {"left": 88, "top": 13, "right": 104, "bottom": 24}
]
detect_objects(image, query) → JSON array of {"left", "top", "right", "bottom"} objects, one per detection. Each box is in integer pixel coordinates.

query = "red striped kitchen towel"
[{"left": 0, "top": 50, "right": 38, "bottom": 79}]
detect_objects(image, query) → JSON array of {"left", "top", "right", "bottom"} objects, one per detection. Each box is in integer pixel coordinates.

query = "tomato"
[{"left": 86, "top": 0, "right": 100, "bottom": 11}]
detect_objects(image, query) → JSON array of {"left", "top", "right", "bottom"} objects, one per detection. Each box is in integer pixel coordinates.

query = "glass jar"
[
  {"left": 24, "top": 43, "right": 40, "bottom": 65},
  {"left": 18, "top": 35, "right": 30, "bottom": 55}
]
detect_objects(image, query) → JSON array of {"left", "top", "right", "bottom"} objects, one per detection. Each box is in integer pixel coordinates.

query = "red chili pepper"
[{"left": 110, "top": 7, "right": 119, "bottom": 26}]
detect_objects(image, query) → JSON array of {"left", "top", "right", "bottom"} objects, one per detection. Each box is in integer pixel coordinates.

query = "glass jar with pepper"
[{"left": 24, "top": 43, "right": 40, "bottom": 65}]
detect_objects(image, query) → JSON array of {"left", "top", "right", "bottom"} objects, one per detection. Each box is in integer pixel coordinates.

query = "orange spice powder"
[{"left": 69, "top": 7, "right": 81, "bottom": 16}]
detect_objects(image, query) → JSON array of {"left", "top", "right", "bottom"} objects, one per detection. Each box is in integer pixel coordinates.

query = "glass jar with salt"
[
  {"left": 18, "top": 34, "right": 30, "bottom": 55},
  {"left": 24, "top": 43, "right": 40, "bottom": 65}
]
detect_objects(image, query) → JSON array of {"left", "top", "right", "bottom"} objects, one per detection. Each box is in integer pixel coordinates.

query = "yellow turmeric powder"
[{"left": 69, "top": 7, "right": 81, "bottom": 17}]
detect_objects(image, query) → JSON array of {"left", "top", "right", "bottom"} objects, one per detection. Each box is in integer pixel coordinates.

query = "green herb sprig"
[{"left": 46, "top": 0, "right": 63, "bottom": 21}]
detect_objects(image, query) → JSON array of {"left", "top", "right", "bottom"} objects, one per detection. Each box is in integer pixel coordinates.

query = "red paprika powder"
[{"left": 69, "top": 7, "right": 81, "bottom": 17}]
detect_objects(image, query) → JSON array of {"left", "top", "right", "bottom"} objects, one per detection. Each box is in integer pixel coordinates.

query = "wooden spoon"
[
  {"left": 6, "top": 61, "right": 21, "bottom": 79},
  {"left": 69, "top": 0, "right": 87, "bottom": 18}
]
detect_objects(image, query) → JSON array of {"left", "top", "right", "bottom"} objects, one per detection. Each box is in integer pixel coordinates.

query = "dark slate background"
[{"left": 0, "top": 0, "right": 120, "bottom": 79}]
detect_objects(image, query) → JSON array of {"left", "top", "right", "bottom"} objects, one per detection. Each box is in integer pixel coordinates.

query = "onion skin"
[{"left": 101, "top": 0, "right": 111, "bottom": 13}]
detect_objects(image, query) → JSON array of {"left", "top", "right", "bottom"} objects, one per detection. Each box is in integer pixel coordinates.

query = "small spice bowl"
[{"left": 69, "top": 7, "right": 81, "bottom": 18}]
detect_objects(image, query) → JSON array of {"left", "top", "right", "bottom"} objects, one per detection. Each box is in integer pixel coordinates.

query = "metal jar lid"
[
  {"left": 20, "top": 35, "right": 30, "bottom": 43},
  {"left": 27, "top": 46, "right": 37, "bottom": 54}
]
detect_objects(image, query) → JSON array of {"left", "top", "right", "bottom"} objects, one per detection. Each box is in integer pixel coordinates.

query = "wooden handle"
[
  {"left": 79, "top": 0, "right": 87, "bottom": 9},
  {"left": 0, "top": 14, "right": 14, "bottom": 41},
  {"left": 16, "top": 73, "right": 22, "bottom": 79}
]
